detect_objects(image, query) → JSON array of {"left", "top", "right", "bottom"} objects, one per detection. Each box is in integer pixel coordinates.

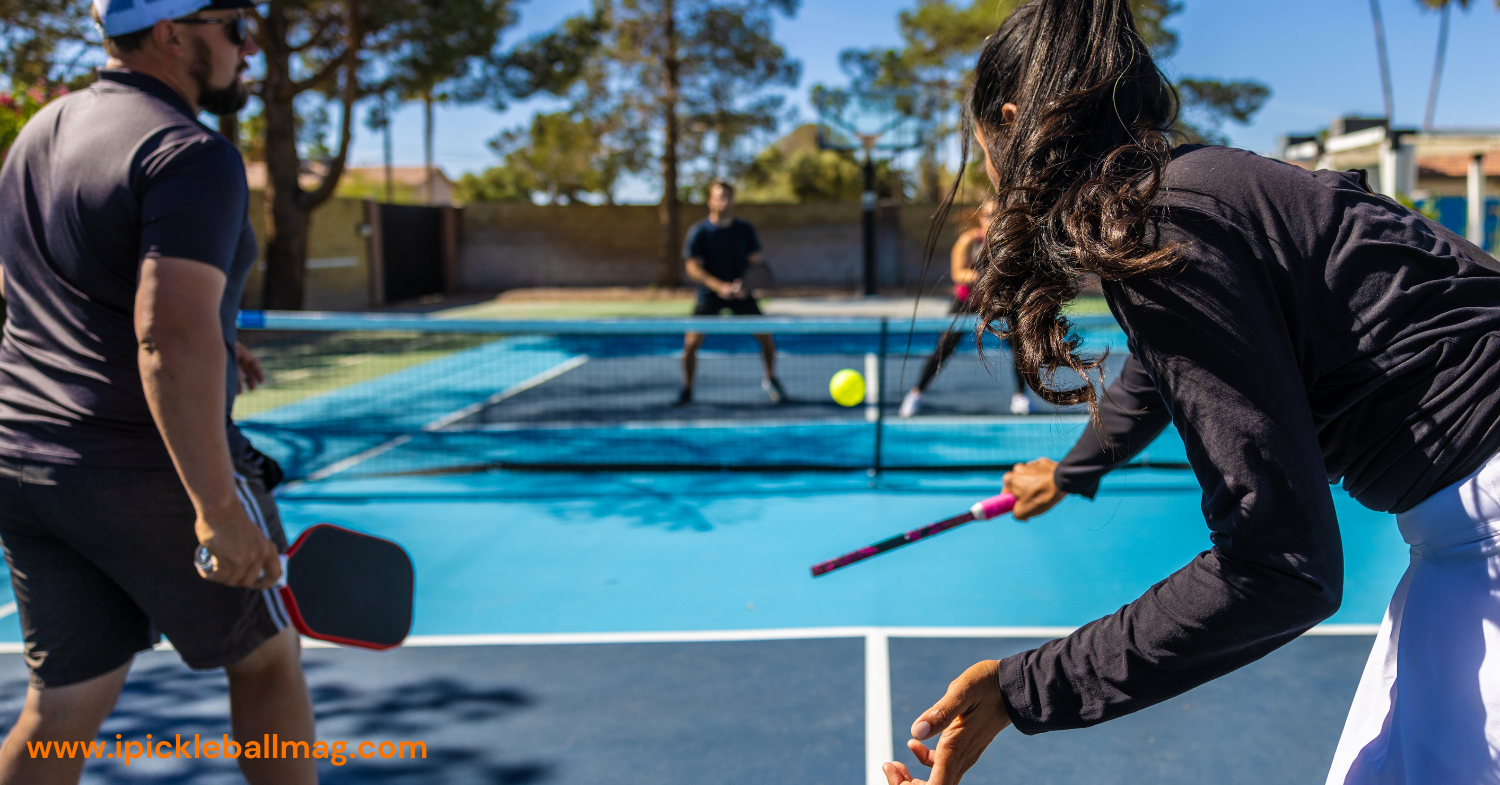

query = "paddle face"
[
  {"left": 278, "top": 524, "right": 414, "bottom": 649},
  {"left": 741, "top": 263, "right": 774, "bottom": 294}
]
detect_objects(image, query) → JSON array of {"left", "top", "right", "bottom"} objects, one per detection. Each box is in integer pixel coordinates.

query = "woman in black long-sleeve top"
[{"left": 881, "top": 2, "right": 1500, "bottom": 784}]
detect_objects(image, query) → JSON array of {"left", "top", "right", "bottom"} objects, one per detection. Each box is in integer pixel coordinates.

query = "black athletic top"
[
  {"left": 998, "top": 145, "right": 1500, "bottom": 734},
  {"left": 683, "top": 218, "right": 760, "bottom": 297},
  {"left": 0, "top": 70, "right": 257, "bottom": 468}
]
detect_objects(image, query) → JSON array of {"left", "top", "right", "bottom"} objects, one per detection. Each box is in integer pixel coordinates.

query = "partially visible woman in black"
[
  {"left": 901, "top": 199, "right": 1032, "bottom": 418},
  {"left": 882, "top": 1, "right": 1500, "bottom": 784}
]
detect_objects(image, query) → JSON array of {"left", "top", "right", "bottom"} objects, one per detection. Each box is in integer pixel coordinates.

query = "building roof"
[{"left": 1417, "top": 154, "right": 1500, "bottom": 179}]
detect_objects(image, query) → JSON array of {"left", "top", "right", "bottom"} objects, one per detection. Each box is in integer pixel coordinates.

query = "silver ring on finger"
[{"left": 193, "top": 544, "right": 217, "bottom": 574}]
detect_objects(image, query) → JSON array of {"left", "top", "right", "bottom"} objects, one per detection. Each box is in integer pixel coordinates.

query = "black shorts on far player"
[{"left": 693, "top": 294, "right": 763, "bottom": 316}]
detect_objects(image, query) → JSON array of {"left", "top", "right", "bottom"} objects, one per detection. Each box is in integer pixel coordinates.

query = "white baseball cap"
[{"left": 94, "top": 0, "right": 254, "bottom": 38}]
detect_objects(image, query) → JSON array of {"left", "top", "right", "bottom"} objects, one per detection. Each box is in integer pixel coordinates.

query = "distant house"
[
  {"left": 242, "top": 161, "right": 455, "bottom": 206},
  {"left": 1276, "top": 117, "right": 1499, "bottom": 253}
]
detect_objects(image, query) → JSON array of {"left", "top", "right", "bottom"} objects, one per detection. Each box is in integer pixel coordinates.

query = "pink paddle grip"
[
  {"left": 954, "top": 284, "right": 972, "bottom": 302},
  {"left": 969, "top": 492, "right": 1016, "bottom": 521}
]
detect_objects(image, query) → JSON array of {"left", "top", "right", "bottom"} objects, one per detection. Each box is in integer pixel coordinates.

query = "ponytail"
[{"left": 929, "top": 0, "right": 1180, "bottom": 413}]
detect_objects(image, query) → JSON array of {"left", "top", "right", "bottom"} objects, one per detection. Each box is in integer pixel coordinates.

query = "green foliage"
[
  {"left": 370, "top": 0, "right": 518, "bottom": 105},
  {"left": 740, "top": 125, "right": 906, "bottom": 203},
  {"left": 0, "top": 0, "right": 98, "bottom": 90},
  {"left": 1396, "top": 193, "right": 1442, "bottom": 221},
  {"left": 1176, "top": 78, "right": 1271, "bottom": 145},
  {"left": 0, "top": 81, "right": 66, "bottom": 162},
  {"left": 822, "top": 0, "right": 1274, "bottom": 200},
  {"left": 499, "top": 4, "right": 610, "bottom": 98},
  {"left": 503, "top": 1, "right": 802, "bottom": 195},
  {"left": 484, "top": 111, "right": 626, "bottom": 203},
  {"left": 455, "top": 166, "right": 533, "bottom": 204},
  {"left": 337, "top": 170, "right": 432, "bottom": 205}
]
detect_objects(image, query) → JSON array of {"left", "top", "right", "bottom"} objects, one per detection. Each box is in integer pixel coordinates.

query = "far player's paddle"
[
  {"left": 741, "top": 261, "right": 775, "bottom": 295},
  {"left": 275, "top": 524, "right": 414, "bottom": 649},
  {"left": 810, "top": 492, "right": 1016, "bottom": 577}
]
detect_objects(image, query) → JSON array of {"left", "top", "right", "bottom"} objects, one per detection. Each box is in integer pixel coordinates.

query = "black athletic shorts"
[
  {"left": 693, "top": 293, "right": 763, "bottom": 316},
  {"left": 0, "top": 452, "right": 290, "bottom": 688}
]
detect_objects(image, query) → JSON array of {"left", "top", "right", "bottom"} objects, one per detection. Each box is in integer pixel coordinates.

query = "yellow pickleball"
[{"left": 829, "top": 369, "right": 865, "bottom": 407}]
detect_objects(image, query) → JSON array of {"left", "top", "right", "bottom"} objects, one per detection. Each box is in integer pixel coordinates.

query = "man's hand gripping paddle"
[
  {"left": 810, "top": 492, "right": 1016, "bottom": 577},
  {"left": 274, "top": 524, "right": 414, "bottom": 649}
]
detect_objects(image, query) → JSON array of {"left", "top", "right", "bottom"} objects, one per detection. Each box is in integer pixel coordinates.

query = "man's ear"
[{"left": 149, "top": 18, "right": 187, "bottom": 56}]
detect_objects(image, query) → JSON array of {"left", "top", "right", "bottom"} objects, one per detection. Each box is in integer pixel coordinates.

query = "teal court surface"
[{"left": 0, "top": 314, "right": 1410, "bottom": 784}]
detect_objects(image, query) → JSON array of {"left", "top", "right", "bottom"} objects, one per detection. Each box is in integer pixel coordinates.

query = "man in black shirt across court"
[
  {"left": 0, "top": 2, "right": 314, "bottom": 782},
  {"left": 677, "top": 181, "right": 787, "bottom": 406}
]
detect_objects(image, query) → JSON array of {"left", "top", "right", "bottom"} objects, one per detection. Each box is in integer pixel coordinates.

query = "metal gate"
[{"left": 365, "top": 202, "right": 460, "bottom": 306}]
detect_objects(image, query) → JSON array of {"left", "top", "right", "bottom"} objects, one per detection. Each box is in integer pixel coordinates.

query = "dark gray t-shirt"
[
  {"left": 683, "top": 218, "right": 760, "bottom": 296},
  {"left": 0, "top": 70, "right": 256, "bottom": 468}
]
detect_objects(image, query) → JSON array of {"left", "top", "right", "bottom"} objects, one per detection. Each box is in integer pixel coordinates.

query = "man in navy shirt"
[
  {"left": 0, "top": 2, "right": 314, "bottom": 782},
  {"left": 678, "top": 181, "right": 785, "bottom": 405}
]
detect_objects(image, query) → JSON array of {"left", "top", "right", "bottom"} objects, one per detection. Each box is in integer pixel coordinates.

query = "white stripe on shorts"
[{"left": 232, "top": 471, "right": 289, "bottom": 631}]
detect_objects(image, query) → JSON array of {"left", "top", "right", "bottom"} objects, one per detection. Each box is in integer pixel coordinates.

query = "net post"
[{"left": 871, "top": 317, "right": 887, "bottom": 477}]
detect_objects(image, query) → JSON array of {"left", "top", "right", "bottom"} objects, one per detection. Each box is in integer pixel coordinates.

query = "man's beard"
[{"left": 192, "top": 38, "right": 250, "bottom": 117}]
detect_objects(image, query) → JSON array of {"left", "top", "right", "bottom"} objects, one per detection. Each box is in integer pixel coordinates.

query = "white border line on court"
[
  {"left": 302, "top": 355, "right": 590, "bottom": 481},
  {"left": 866, "top": 632, "right": 894, "bottom": 785},
  {"left": 424, "top": 355, "right": 590, "bottom": 431},
  {"left": 0, "top": 623, "right": 1381, "bottom": 655},
  {"left": 452, "top": 414, "right": 1082, "bottom": 433}
]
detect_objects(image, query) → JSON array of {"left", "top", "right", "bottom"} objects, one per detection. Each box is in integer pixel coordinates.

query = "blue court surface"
[
  {"left": 0, "top": 468, "right": 1406, "bottom": 784},
  {"left": 0, "top": 317, "right": 1412, "bottom": 783}
]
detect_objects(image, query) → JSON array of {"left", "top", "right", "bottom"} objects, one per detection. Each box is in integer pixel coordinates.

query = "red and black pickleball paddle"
[
  {"left": 810, "top": 492, "right": 1016, "bottom": 577},
  {"left": 275, "top": 524, "right": 414, "bottom": 650}
]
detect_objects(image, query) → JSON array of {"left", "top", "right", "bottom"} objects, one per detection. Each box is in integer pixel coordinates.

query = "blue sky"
[{"left": 349, "top": 0, "right": 1500, "bottom": 201}]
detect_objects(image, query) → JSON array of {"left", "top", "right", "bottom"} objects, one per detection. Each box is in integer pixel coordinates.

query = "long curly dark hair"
[{"left": 929, "top": 0, "right": 1182, "bottom": 413}]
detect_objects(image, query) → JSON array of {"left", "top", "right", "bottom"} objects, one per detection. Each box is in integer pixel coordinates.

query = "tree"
[
  {"left": 1176, "top": 78, "right": 1270, "bottom": 145},
  {"left": 455, "top": 164, "right": 533, "bottom": 204},
  {"left": 1368, "top": 0, "right": 1396, "bottom": 123},
  {"left": 374, "top": 1, "right": 519, "bottom": 204},
  {"left": 832, "top": 0, "right": 1267, "bottom": 201},
  {"left": 1, "top": 83, "right": 60, "bottom": 162},
  {"left": 0, "top": 0, "right": 97, "bottom": 90},
  {"left": 248, "top": 1, "right": 528, "bottom": 309},
  {"left": 487, "top": 112, "right": 627, "bottom": 203},
  {"left": 507, "top": 0, "right": 801, "bottom": 286},
  {"left": 741, "top": 124, "right": 905, "bottom": 203},
  {"left": 1414, "top": 0, "right": 1498, "bottom": 131}
]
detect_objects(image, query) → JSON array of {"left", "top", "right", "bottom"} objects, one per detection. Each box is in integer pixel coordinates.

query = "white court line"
[
  {"left": 0, "top": 623, "right": 1382, "bottom": 655},
  {"left": 453, "top": 414, "right": 1065, "bottom": 433},
  {"left": 423, "top": 355, "right": 590, "bottom": 432},
  {"left": 0, "top": 618, "right": 1383, "bottom": 785},
  {"left": 866, "top": 633, "right": 893, "bottom": 785},
  {"left": 0, "top": 603, "right": 14, "bottom": 620},
  {"left": 305, "top": 435, "right": 413, "bottom": 482},
  {"left": 304, "top": 355, "right": 588, "bottom": 481}
]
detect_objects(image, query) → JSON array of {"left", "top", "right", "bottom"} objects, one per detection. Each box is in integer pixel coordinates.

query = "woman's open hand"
[{"left": 883, "top": 659, "right": 1012, "bottom": 785}]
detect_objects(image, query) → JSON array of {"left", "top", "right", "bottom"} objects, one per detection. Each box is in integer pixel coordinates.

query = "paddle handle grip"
[
  {"left": 810, "top": 492, "right": 1016, "bottom": 577},
  {"left": 971, "top": 492, "right": 1016, "bottom": 520},
  {"left": 256, "top": 555, "right": 290, "bottom": 588}
]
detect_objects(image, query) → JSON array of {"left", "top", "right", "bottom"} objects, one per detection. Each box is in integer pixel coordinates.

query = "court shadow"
[{"left": 0, "top": 651, "right": 552, "bottom": 784}]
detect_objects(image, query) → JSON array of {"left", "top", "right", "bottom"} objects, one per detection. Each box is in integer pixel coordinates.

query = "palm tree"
[
  {"left": 1418, "top": 0, "right": 1478, "bottom": 131},
  {"left": 1368, "top": 0, "right": 1396, "bottom": 123}
]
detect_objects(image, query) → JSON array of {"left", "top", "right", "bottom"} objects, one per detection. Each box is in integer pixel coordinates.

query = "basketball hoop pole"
[
  {"left": 860, "top": 135, "right": 878, "bottom": 297},
  {"left": 814, "top": 89, "right": 926, "bottom": 298}
]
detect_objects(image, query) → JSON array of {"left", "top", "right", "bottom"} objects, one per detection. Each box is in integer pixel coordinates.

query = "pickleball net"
[{"left": 233, "top": 311, "right": 1174, "bottom": 481}]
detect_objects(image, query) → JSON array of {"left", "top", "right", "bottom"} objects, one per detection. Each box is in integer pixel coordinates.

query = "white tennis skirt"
[{"left": 1328, "top": 450, "right": 1500, "bottom": 784}]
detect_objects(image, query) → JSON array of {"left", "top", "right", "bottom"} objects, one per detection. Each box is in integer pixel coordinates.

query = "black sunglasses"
[{"left": 173, "top": 16, "right": 249, "bottom": 46}]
